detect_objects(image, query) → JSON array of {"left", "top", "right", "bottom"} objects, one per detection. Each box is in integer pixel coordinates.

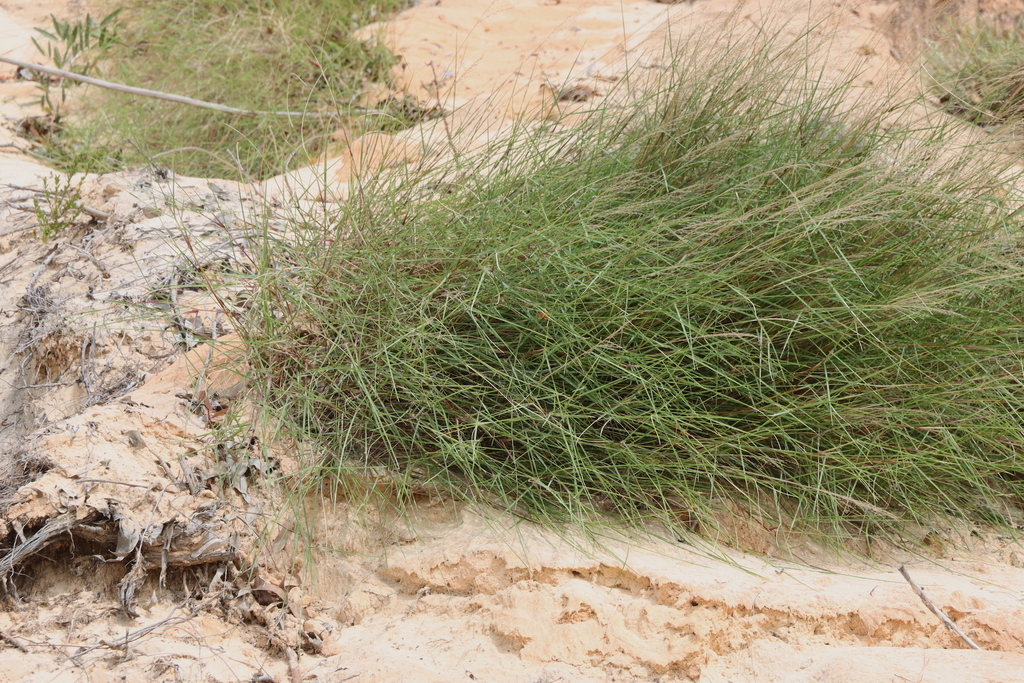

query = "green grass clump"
[
  {"left": 928, "top": 22, "right": 1024, "bottom": 127},
  {"left": 245, "top": 33, "right": 1024, "bottom": 537},
  {"left": 60, "top": 0, "right": 410, "bottom": 179}
]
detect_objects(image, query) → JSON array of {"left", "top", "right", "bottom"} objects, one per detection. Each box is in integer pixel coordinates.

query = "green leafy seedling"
[
  {"left": 33, "top": 174, "right": 82, "bottom": 242},
  {"left": 30, "top": 10, "right": 121, "bottom": 119}
]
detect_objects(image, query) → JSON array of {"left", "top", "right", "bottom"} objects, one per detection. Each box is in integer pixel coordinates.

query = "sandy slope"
[{"left": 2, "top": 0, "right": 1024, "bottom": 682}]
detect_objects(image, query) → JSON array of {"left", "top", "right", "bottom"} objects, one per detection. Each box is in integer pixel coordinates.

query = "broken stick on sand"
[{"left": 898, "top": 565, "right": 982, "bottom": 650}]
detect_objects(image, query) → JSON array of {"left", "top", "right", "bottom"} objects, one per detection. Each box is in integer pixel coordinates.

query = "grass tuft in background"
[
  {"left": 927, "top": 21, "right": 1024, "bottom": 128},
  {"left": 241, "top": 31, "right": 1024, "bottom": 540},
  {"left": 38, "top": 0, "right": 411, "bottom": 179}
]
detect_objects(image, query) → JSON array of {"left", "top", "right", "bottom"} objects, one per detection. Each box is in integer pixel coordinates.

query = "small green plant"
[
  {"left": 33, "top": 174, "right": 82, "bottom": 242},
  {"left": 30, "top": 10, "right": 121, "bottom": 121}
]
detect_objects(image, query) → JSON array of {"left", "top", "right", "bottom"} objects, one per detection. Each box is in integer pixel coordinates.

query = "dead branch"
[
  {"left": 122, "top": 536, "right": 238, "bottom": 615},
  {"left": 61, "top": 580, "right": 230, "bottom": 663},
  {"left": 67, "top": 244, "right": 110, "bottom": 277},
  {"left": 141, "top": 546, "right": 238, "bottom": 568},
  {"left": 0, "top": 512, "right": 94, "bottom": 589},
  {"left": 897, "top": 565, "right": 982, "bottom": 650},
  {"left": 119, "top": 538, "right": 155, "bottom": 618},
  {"left": 0, "top": 55, "right": 384, "bottom": 118},
  {"left": 0, "top": 628, "right": 29, "bottom": 653},
  {"left": 27, "top": 244, "right": 61, "bottom": 289},
  {"left": 1, "top": 505, "right": 236, "bottom": 610},
  {"left": 76, "top": 204, "right": 111, "bottom": 221},
  {"left": 4, "top": 190, "right": 110, "bottom": 223},
  {"left": 61, "top": 602, "right": 187, "bottom": 661},
  {"left": 286, "top": 647, "right": 302, "bottom": 683},
  {"left": 74, "top": 478, "right": 153, "bottom": 489},
  {"left": 0, "top": 224, "right": 37, "bottom": 239}
]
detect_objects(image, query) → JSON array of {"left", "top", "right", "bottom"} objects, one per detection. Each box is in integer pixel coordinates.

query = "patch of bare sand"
[
  {"left": 268, "top": 0, "right": 904, "bottom": 198},
  {"left": 3, "top": 0, "right": 1024, "bottom": 682},
  {"left": 0, "top": 0, "right": 59, "bottom": 182},
  {"left": 287, "top": 503, "right": 1024, "bottom": 683}
]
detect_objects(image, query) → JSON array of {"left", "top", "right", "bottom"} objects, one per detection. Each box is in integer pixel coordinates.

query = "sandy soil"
[{"left": 2, "top": 0, "right": 1024, "bottom": 682}]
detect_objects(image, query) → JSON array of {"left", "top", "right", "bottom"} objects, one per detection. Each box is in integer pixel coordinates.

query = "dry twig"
[
  {"left": 4, "top": 189, "right": 110, "bottom": 223},
  {"left": 897, "top": 565, "right": 982, "bottom": 650},
  {"left": 285, "top": 647, "right": 302, "bottom": 683},
  {"left": 60, "top": 603, "right": 187, "bottom": 662},
  {"left": 68, "top": 244, "right": 110, "bottom": 277},
  {"left": 27, "top": 244, "right": 61, "bottom": 289},
  {"left": 0, "top": 628, "right": 29, "bottom": 653},
  {"left": 0, "top": 512, "right": 93, "bottom": 588},
  {"left": 0, "top": 55, "right": 385, "bottom": 118},
  {"left": 0, "top": 224, "right": 37, "bottom": 239}
]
